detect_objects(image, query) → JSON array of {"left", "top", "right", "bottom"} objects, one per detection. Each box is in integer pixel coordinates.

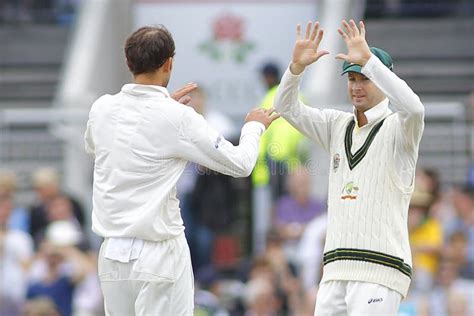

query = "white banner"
[{"left": 134, "top": 0, "right": 319, "bottom": 118}]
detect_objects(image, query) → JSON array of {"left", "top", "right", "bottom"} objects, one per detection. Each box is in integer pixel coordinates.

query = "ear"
[{"left": 163, "top": 57, "right": 173, "bottom": 73}]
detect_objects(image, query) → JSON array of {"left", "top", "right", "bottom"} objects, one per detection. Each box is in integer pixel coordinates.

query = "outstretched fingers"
[
  {"left": 337, "top": 27, "right": 349, "bottom": 42},
  {"left": 171, "top": 82, "right": 198, "bottom": 101},
  {"left": 315, "top": 29, "right": 324, "bottom": 47},
  {"left": 264, "top": 107, "right": 275, "bottom": 114},
  {"left": 296, "top": 24, "right": 302, "bottom": 40},
  {"left": 342, "top": 20, "right": 353, "bottom": 37},
  {"left": 359, "top": 20, "right": 366, "bottom": 37},
  {"left": 349, "top": 19, "right": 359, "bottom": 36},
  {"left": 305, "top": 21, "right": 312, "bottom": 39},
  {"left": 178, "top": 96, "right": 192, "bottom": 105},
  {"left": 265, "top": 107, "right": 281, "bottom": 122},
  {"left": 310, "top": 22, "right": 319, "bottom": 41},
  {"left": 175, "top": 82, "right": 197, "bottom": 95},
  {"left": 271, "top": 113, "right": 281, "bottom": 121}
]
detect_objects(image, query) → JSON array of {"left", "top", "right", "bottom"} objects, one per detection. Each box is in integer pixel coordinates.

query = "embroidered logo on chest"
[{"left": 341, "top": 181, "right": 359, "bottom": 200}]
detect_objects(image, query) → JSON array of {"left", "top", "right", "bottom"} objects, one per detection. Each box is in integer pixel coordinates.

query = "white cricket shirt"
[
  {"left": 274, "top": 55, "right": 424, "bottom": 296},
  {"left": 85, "top": 84, "right": 264, "bottom": 242}
]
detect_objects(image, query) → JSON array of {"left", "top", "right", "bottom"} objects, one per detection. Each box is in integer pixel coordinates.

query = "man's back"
[
  {"left": 86, "top": 84, "right": 192, "bottom": 241},
  {"left": 85, "top": 25, "right": 280, "bottom": 315}
]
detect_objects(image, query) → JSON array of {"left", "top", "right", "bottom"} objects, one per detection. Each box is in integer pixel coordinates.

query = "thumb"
[
  {"left": 316, "top": 50, "right": 330, "bottom": 60},
  {"left": 335, "top": 53, "right": 347, "bottom": 61},
  {"left": 178, "top": 96, "right": 192, "bottom": 105}
]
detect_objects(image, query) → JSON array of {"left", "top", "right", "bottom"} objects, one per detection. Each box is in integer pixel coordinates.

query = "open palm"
[
  {"left": 336, "top": 20, "right": 372, "bottom": 66},
  {"left": 291, "top": 21, "right": 329, "bottom": 74}
]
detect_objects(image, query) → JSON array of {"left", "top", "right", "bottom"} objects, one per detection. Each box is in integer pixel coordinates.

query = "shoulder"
[
  {"left": 89, "top": 94, "right": 114, "bottom": 117},
  {"left": 330, "top": 111, "right": 353, "bottom": 128},
  {"left": 169, "top": 99, "right": 202, "bottom": 123},
  {"left": 380, "top": 113, "right": 403, "bottom": 132},
  {"left": 155, "top": 100, "right": 207, "bottom": 137},
  {"left": 326, "top": 109, "right": 352, "bottom": 121}
]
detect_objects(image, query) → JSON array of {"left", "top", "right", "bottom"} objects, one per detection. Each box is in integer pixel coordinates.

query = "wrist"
[
  {"left": 359, "top": 52, "right": 372, "bottom": 67},
  {"left": 290, "top": 62, "right": 305, "bottom": 75}
]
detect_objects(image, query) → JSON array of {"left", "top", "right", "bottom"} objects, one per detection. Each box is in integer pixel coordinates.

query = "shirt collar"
[
  {"left": 353, "top": 98, "right": 391, "bottom": 126},
  {"left": 121, "top": 83, "right": 171, "bottom": 98}
]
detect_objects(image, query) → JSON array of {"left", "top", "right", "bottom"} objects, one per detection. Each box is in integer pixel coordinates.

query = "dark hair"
[
  {"left": 261, "top": 62, "right": 280, "bottom": 79},
  {"left": 124, "top": 25, "right": 175, "bottom": 75}
]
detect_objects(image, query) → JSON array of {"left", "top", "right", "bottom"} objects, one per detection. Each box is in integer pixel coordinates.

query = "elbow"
[
  {"left": 242, "top": 166, "right": 254, "bottom": 177},
  {"left": 233, "top": 157, "right": 255, "bottom": 178},
  {"left": 404, "top": 96, "right": 424, "bottom": 118},
  {"left": 413, "top": 99, "right": 425, "bottom": 117},
  {"left": 233, "top": 164, "right": 253, "bottom": 178},
  {"left": 412, "top": 94, "right": 425, "bottom": 115}
]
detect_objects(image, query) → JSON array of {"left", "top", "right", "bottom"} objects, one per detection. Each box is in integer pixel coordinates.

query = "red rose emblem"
[{"left": 213, "top": 13, "right": 243, "bottom": 41}]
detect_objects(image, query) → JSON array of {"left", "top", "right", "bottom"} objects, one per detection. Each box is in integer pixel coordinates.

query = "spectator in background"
[
  {"left": 428, "top": 255, "right": 474, "bottom": 316},
  {"left": 244, "top": 277, "right": 280, "bottom": 316},
  {"left": 443, "top": 185, "right": 474, "bottom": 279},
  {"left": 273, "top": 166, "right": 325, "bottom": 259},
  {"left": 188, "top": 168, "right": 238, "bottom": 270},
  {"left": 242, "top": 231, "right": 304, "bottom": 315},
  {"left": 28, "top": 167, "right": 85, "bottom": 248},
  {"left": 0, "top": 170, "right": 29, "bottom": 232},
  {"left": 252, "top": 62, "right": 307, "bottom": 199},
  {"left": 188, "top": 86, "right": 237, "bottom": 140},
  {"left": 408, "top": 187, "right": 443, "bottom": 292},
  {"left": 194, "top": 266, "right": 229, "bottom": 316},
  {"left": 26, "top": 221, "right": 94, "bottom": 316},
  {"left": 297, "top": 211, "right": 327, "bottom": 291},
  {"left": 23, "top": 298, "right": 60, "bottom": 316},
  {"left": 176, "top": 85, "right": 238, "bottom": 271},
  {"left": 415, "top": 167, "right": 441, "bottom": 203},
  {"left": 0, "top": 193, "right": 34, "bottom": 316},
  {"left": 43, "top": 196, "right": 103, "bottom": 315},
  {"left": 443, "top": 231, "right": 474, "bottom": 279}
]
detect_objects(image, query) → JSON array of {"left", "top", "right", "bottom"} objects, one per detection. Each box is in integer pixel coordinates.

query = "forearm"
[
  {"left": 362, "top": 55, "right": 424, "bottom": 119},
  {"left": 180, "top": 121, "right": 265, "bottom": 177},
  {"left": 274, "top": 66, "right": 304, "bottom": 116},
  {"left": 275, "top": 67, "right": 343, "bottom": 151}
]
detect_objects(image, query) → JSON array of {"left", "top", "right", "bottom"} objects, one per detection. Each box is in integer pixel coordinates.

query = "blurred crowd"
[
  {"left": 188, "top": 165, "right": 474, "bottom": 316},
  {"left": 0, "top": 164, "right": 472, "bottom": 316},
  {"left": 0, "top": 0, "right": 80, "bottom": 24},
  {"left": 0, "top": 167, "right": 102, "bottom": 316}
]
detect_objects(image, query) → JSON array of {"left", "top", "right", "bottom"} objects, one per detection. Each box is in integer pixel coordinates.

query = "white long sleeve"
[
  {"left": 84, "top": 83, "right": 264, "bottom": 241},
  {"left": 175, "top": 106, "right": 264, "bottom": 177},
  {"left": 362, "top": 55, "right": 424, "bottom": 152},
  {"left": 274, "top": 67, "right": 348, "bottom": 152}
]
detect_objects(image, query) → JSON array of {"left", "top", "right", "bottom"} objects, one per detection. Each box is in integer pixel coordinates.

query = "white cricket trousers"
[
  {"left": 314, "top": 280, "right": 402, "bottom": 316},
  {"left": 98, "top": 234, "right": 194, "bottom": 316}
]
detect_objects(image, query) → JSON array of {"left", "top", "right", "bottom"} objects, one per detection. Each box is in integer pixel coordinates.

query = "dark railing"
[
  {"left": 0, "top": 0, "right": 79, "bottom": 25},
  {"left": 2, "top": 1, "right": 473, "bottom": 24},
  {"left": 366, "top": 0, "right": 474, "bottom": 18}
]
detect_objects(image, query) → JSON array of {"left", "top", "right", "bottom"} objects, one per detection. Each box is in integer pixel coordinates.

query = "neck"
[
  {"left": 133, "top": 73, "right": 166, "bottom": 87},
  {"left": 356, "top": 110, "right": 368, "bottom": 127}
]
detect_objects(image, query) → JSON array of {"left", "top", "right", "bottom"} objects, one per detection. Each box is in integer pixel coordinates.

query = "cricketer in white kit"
[
  {"left": 274, "top": 20, "right": 424, "bottom": 315},
  {"left": 84, "top": 25, "right": 279, "bottom": 316}
]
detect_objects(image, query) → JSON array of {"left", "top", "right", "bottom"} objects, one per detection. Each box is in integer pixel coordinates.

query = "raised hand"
[
  {"left": 245, "top": 107, "right": 281, "bottom": 130},
  {"left": 171, "top": 82, "right": 198, "bottom": 105},
  {"left": 335, "top": 20, "right": 372, "bottom": 67},
  {"left": 290, "top": 21, "right": 329, "bottom": 75}
]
